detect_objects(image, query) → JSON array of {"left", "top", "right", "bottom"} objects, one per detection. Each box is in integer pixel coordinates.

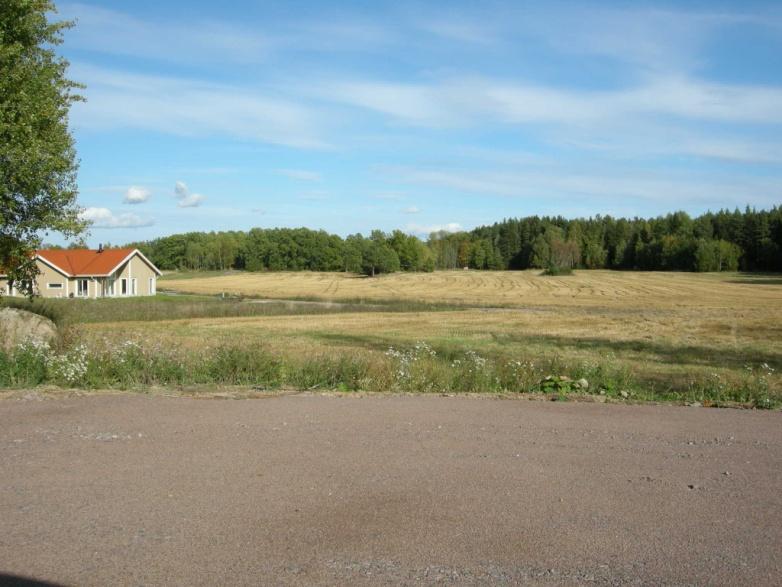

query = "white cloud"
[
  {"left": 177, "top": 194, "right": 206, "bottom": 208},
  {"left": 402, "top": 206, "right": 420, "bottom": 214},
  {"left": 79, "top": 207, "right": 154, "bottom": 228},
  {"left": 61, "top": 3, "right": 268, "bottom": 65},
  {"left": 277, "top": 169, "right": 321, "bottom": 181},
  {"left": 70, "top": 65, "right": 329, "bottom": 149},
  {"left": 174, "top": 181, "right": 189, "bottom": 199},
  {"left": 391, "top": 166, "right": 782, "bottom": 209},
  {"left": 317, "top": 74, "right": 782, "bottom": 129},
  {"left": 174, "top": 181, "right": 206, "bottom": 208},
  {"left": 123, "top": 186, "right": 151, "bottom": 204},
  {"left": 406, "top": 222, "right": 463, "bottom": 235}
]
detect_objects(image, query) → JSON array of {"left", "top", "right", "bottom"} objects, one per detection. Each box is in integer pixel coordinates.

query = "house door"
[{"left": 77, "top": 279, "right": 88, "bottom": 297}]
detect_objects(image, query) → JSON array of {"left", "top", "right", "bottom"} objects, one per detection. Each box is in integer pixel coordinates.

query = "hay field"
[
  {"left": 160, "top": 270, "right": 782, "bottom": 311},
  {"left": 82, "top": 269, "right": 782, "bottom": 401}
]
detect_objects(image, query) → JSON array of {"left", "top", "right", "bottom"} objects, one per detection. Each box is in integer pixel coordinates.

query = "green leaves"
[{"left": 1, "top": 0, "right": 86, "bottom": 293}]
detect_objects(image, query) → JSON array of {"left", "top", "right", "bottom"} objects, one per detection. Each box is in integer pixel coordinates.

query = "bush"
[{"left": 541, "top": 264, "right": 573, "bottom": 276}]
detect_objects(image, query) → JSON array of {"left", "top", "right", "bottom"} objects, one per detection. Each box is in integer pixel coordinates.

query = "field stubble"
[{"left": 3, "top": 270, "right": 780, "bottom": 405}]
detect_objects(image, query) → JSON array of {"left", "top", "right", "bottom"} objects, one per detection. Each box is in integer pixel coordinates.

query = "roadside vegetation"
[
  {"left": 0, "top": 331, "right": 777, "bottom": 408},
  {"left": 1, "top": 271, "right": 780, "bottom": 409}
]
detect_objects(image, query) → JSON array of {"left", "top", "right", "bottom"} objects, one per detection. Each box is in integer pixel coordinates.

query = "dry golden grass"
[
  {"left": 161, "top": 270, "right": 782, "bottom": 311},
  {"left": 79, "top": 270, "right": 781, "bottom": 400}
]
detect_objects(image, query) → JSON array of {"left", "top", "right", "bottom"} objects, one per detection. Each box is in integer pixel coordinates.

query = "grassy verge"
[{"left": 0, "top": 336, "right": 777, "bottom": 409}]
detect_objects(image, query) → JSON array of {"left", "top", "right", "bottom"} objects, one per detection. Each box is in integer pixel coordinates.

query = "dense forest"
[{"left": 122, "top": 206, "right": 782, "bottom": 274}]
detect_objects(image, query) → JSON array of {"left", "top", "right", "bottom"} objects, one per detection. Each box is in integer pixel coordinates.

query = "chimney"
[{"left": 98, "top": 243, "right": 103, "bottom": 253}]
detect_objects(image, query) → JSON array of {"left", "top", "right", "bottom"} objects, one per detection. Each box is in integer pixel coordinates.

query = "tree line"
[
  {"left": 431, "top": 206, "right": 782, "bottom": 273},
  {"left": 127, "top": 228, "right": 434, "bottom": 276},
  {"left": 124, "top": 206, "right": 782, "bottom": 275}
]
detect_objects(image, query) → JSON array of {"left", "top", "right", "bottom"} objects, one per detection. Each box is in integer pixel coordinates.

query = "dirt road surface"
[{"left": 1, "top": 394, "right": 780, "bottom": 586}]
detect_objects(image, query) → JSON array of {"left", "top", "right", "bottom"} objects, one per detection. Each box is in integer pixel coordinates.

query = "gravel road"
[{"left": 1, "top": 394, "right": 780, "bottom": 586}]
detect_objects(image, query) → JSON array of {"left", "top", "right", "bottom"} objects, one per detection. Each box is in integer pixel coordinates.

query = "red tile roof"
[{"left": 36, "top": 248, "right": 139, "bottom": 276}]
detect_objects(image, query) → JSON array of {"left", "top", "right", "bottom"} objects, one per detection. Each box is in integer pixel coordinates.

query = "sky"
[{"left": 53, "top": 0, "right": 782, "bottom": 245}]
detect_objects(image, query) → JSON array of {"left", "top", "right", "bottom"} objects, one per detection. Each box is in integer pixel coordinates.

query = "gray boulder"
[{"left": 0, "top": 308, "right": 57, "bottom": 352}]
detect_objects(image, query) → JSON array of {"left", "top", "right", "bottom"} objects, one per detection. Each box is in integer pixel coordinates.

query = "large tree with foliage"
[{"left": 1, "top": 0, "right": 85, "bottom": 294}]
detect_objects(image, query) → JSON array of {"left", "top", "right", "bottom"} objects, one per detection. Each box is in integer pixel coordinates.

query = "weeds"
[{"left": 0, "top": 335, "right": 779, "bottom": 409}]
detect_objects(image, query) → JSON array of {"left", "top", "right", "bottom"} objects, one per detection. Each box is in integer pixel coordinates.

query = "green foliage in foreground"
[
  {"left": 1, "top": 0, "right": 87, "bottom": 292},
  {"left": 1, "top": 338, "right": 777, "bottom": 409}
]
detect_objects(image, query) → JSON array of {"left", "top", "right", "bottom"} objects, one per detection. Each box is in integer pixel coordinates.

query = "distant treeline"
[
  {"left": 125, "top": 206, "right": 782, "bottom": 274},
  {"left": 129, "top": 229, "right": 433, "bottom": 276}
]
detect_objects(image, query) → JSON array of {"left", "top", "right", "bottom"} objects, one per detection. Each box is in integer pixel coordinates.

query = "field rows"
[{"left": 161, "top": 270, "right": 782, "bottom": 311}]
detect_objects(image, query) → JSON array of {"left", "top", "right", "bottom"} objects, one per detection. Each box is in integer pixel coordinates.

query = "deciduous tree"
[{"left": 1, "top": 0, "right": 85, "bottom": 294}]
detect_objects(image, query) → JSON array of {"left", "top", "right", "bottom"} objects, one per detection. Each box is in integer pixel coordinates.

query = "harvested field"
[
  {"left": 79, "top": 271, "right": 782, "bottom": 403},
  {"left": 6, "top": 270, "right": 779, "bottom": 403},
  {"left": 160, "top": 270, "right": 782, "bottom": 310}
]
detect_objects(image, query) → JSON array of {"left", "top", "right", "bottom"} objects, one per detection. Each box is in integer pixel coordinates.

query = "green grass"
[
  {"left": 1, "top": 293, "right": 459, "bottom": 326},
  {"left": 0, "top": 337, "right": 777, "bottom": 408},
  {"left": 158, "top": 270, "right": 237, "bottom": 281}
]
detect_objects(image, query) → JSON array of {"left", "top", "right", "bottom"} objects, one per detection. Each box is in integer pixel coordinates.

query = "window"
[
  {"left": 131, "top": 278, "right": 137, "bottom": 295},
  {"left": 77, "top": 279, "right": 88, "bottom": 297},
  {"left": 47, "top": 283, "right": 63, "bottom": 289},
  {"left": 106, "top": 278, "right": 114, "bottom": 296},
  {"left": 149, "top": 277, "right": 156, "bottom": 295},
  {"left": 121, "top": 278, "right": 128, "bottom": 295}
]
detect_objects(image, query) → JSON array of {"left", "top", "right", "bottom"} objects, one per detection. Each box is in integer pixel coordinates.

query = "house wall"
[
  {"left": 112, "top": 255, "right": 157, "bottom": 296},
  {"left": 35, "top": 260, "right": 70, "bottom": 298}
]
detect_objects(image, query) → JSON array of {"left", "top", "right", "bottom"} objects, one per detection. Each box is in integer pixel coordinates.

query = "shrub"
[{"left": 541, "top": 264, "right": 574, "bottom": 276}]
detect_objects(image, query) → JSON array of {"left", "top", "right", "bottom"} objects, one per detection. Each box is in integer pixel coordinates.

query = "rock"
[
  {"left": 575, "top": 378, "right": 589, "bottom": 390},
  {"left": 0, "top": 308, "right": 57, "bottom": 352},
  {"left": 619, "top": 390, "right": 629, "bottom": 399}
]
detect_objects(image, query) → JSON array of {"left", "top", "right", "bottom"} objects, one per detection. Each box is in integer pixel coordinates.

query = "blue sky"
[{"left": 55, "top": 0, "right": 782, "bottom": 245}]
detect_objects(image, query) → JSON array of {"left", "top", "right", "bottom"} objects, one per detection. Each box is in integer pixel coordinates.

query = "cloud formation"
[
  {"left": 406, "top": 222, "right": 462, "bottom": 236},
  {"left": 61, "top": 3, "right": 267, "bottom": 65},
  {"left": 80, "top": 207, "right": 154, "bottom": 228},
  {"left": 402, "top": 206, "right": 420, "bottom": 214},
  {"left": 174, "top": 181, "right": 206, "bottom": 208},
  {"left": 70, "top": 65, "right": 328, "bottom": 149},
  {"left": 123, "top": 186, "right": 151, "bottom": 204}
]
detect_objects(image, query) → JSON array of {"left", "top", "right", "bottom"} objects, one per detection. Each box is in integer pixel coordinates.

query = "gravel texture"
[{"left": 1, "top": 394, "right": 780, "bottom": 586}]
